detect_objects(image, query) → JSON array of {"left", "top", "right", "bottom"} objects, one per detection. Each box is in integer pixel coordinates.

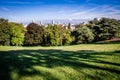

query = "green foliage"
[
  {"left": 115, "top": 29, "right": 120, "bottom": 38},
  {"left": 24, "top": 23, "right": 44, "bottom": 46},
  {"left": 62, "top": 29, "right": 73, "bottom": 45},
  {"left": 45, "top": 24, "right": 61, "bottom": 46},
  {"left": 0, "top": 17, "right": 120, "bottom": 46},
  {"left": 0, "top": 18, "right": 26, "bottom": 46},
  {"left": 68, "top": 23, "right": 71, "bottom": 30},
  {"left": 57, "top": 24, "right": 73, "bottom": 45},
  {"left": 0, "top": 18, "right": 11, "bottom": 46},
  {"left": 9, "top": 22, "right": 26, "bottom": 46},
  {"left": 115, "top": 21, "right": 120, "bottom": 38},
  {"left": 75, "top": 23, "right": 84, "bottom": 29},
  {"left": 72, "top": 26, "right": 94, "bottom": 44},
  {"left": 88, "top": 17, "right": 120, "bottom": 41},
  {"left": 45, "top": 24, "right": 73, "bottom": 46}
]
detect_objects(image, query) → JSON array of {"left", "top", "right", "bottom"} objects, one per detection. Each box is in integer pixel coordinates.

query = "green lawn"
[{"left": 0, "top": 42, "right": 120, "bottom": 80}]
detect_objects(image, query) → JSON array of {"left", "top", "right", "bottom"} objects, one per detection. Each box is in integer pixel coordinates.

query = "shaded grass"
[
  {"left": 0, "top": 43, "right": 120, "bottom": 80},
  {"left": 94, "top": 40, "right": 120, "bottom": 44}
]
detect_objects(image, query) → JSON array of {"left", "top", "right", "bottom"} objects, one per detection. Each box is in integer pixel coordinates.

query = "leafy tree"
[
  {"left": 72, "top": 26, "right": 94, "bottom": 44},
  {"left": 45, "top": 24, "right": 73, "bottom": 46},
  {"left": 88, "top": 17, "right": 120, "bottom": 41},
  {"left": 0, "top": 18, "right": 11, "bottom": 46},
  {"left": 9, "top": 22, "right": 26, "bottom": 46},
  {"left": 24, "top": 23, "right": 44, "bottom": 46},
  {"left": 62, "top": 30, "right": 73, "bottom": 45},
  {"left": 68, "top": 23, "right": 71, "bottom": 30},
  {"left": 57, "top": 24, "right": 73, "bottom": 45},
  {"left": 89, "top": 18, "right": 99, "bottom": 25},
  {"left": 115, "top": 25, "right": 120, "bottom": 38},
  {"left": 45, "top": 24, "right": 60, "bottom": 46}
]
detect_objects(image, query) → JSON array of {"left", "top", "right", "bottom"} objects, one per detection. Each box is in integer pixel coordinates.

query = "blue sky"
[{"left": 0, "top": 0, "right": 120, "bottom": 22}]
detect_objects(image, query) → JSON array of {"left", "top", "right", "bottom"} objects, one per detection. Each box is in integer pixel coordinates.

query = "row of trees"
[
  {"left": 24, "top": 23, "right": 73, "bottom": 46},
  {"left": 0, "top": 18, "right": 26, "bottom": 46},
  {"left": 0, "top": 17, "right": 120, "bottom": 46}
]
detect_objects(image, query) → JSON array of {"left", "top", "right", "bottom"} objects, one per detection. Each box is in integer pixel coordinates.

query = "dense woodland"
[{"left": 0, "top": 17, "right": 120, "bottom": 46}]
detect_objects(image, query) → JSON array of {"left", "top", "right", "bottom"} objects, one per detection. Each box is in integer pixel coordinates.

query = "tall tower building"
[
  {"left": 52, "top": 20, "right": 55, "bottom": 24},
  {"left": 32, "top": 19, "right": 35, "bottom": 23},
  {"left": 40, "top": 20, "right": 42, "bottom": 25}
]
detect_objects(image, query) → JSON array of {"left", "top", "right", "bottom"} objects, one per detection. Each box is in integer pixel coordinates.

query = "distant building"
[
  {"left": 40, "top": 20, "right": 42, "bottom": 25},
  {"left": 22, "top": 19, "right": 87, "bottom": 28},
  {"left": 70, "top": 24, "right": 76, "bottom": 31},
  {"left": 32, "top": 19, "right": 35, "bottom": 23},
  {"left": 52, "top": 20, "right": 55, "bottom": 24},
  {"left": 118, "top": 20, "right": 120, "bottom": 22},
  {"left": 63, "top": 23, "right": 75, "bottom": 31}
]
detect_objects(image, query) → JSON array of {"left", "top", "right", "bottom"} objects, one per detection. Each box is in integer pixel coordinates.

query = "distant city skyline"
[
  {"left": 22, "top": 19, "right": 90, "bottom": 26},
  {"left": 0, "top": 0, "right": 120, "bottom": 23}
]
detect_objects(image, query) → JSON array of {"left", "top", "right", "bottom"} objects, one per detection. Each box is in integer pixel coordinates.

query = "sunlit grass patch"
[{"left": 0, "top": 42, "right": 120, "bottom": 80}]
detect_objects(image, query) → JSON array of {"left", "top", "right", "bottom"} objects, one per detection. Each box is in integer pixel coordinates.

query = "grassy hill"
[{"left": 0, "top": 42, "right": 120, "bottom": 80}]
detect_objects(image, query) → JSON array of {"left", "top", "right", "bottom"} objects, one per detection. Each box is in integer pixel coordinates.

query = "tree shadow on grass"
[
  {"left": 92, "top": 41, "right": 120, "bottom": 44},
  {"left": 0, "top": 49, "right": 120, "bottom": 80}
]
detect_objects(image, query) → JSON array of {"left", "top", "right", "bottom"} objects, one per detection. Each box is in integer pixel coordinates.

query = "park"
[
  {"left": 0, "top": 0, "right": 120, "bottom": 79},
  {"left": 0, "top": 42, "right": 120, "bottom": 80}
]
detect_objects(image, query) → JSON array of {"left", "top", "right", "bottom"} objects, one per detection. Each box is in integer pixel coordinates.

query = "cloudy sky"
[{"left": 0, "top": 0, "right": 120, "bottom": 22}]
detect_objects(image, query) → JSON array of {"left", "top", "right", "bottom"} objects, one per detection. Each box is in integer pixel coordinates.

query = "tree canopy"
[
  {"left": 24, "top": 23, "right": 44, "bottom": 46},
  {"left": 9, "top": 22, "right": 26, "bottom": 46},
  {"left": 88, "top": 17, "right": 120, "bottom": 41},
  {"left": 0, "top": 18, "right": 11, "bottom": 46},
  {"left": 72, "top": 25, "right": 94, "bottom": 44},
  {"left": 0, "top": 17, "right": 120, "bottom": 46}
]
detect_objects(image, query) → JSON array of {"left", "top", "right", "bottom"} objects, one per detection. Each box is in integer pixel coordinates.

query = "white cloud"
[
  {"left": 0, "top": 7, "right": 10, "bottom": 12},
  {"left": 71, "top": 7, "right": 99, "bottom": 16},
  {"left": 10, "top": 16, "right": 18, "bottom": 19},
  {"left": 69, "top": 5, "right": 120, "bottom": 19},
  {"left": 1, "top": 3, "right": 120, "bottom": 22}
]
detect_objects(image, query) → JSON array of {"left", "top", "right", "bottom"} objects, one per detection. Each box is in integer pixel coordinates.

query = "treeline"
[{"left": 0, "top": 17, "right": 120, "bottom": 46}]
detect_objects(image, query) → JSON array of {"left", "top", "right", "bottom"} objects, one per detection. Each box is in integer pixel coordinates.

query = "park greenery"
[
  {"left": 0, "top": 17, "right": 120, "bottom": 80},
  {"left": 0, "top": 17, "right": 120, "bottom": 46},
  {"left": 0, "top": 43, "right": 120, "bottom": 80}
]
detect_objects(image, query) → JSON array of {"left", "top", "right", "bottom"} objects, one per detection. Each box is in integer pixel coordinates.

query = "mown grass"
[{"left": 0, "top": 42, "right": 120, "bottom": 80}]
